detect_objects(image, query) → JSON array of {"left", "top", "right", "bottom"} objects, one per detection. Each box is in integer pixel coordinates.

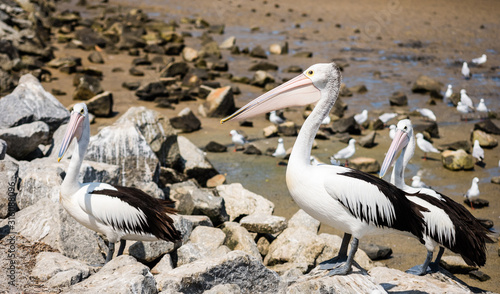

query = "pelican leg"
[
  {"left": 117, "top": 240, "right": 127, "bottom": 256},
  {"left": 319, "top": 233, "right": 351, "bottom": 270},
  {"left": 406, "top": 250, "right": 434, "bottom": 276},
  {"left": 105, "top": 241, "right": 115, "bottom": 263},
  {"left": 326, "top": 237, "right": 360, "bottom": 276},
  {"left": 428, "top": 247, "right": 445, "bottom": 272}
]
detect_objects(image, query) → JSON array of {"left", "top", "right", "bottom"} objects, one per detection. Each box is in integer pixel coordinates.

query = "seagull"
[
  {"left": 471, "top": 54, "right": 487, "bottom": 65},
  {"left": 411, "top": 176, "right": 429, "bottom": 189},
  {"left": 57, "top": 103, "right": 182, "bottom": 263},
  {"left": 230, "top": 130, "right": 248, "bottom": 151},
  {"left": 222, "top": 63, "right": 433, "bottom": 276},
  {"left": 321, "top": 114, "right": 331, "bottom": 125},
  {"left": 416, "top": 108, "right": 436, "bottom": 121},
  {"left": 415, "top": 133, "right": 440, "bottom": 160},
  {"left": 331, "top": 139, "right": 356, "bottom": 167},
  {"left": 354, "top": 109, "right": 368, "bottom": 125},
  {"left": 269, "top": 110, "right": 286, "bottom": 125},
  {"left": 457, "top": 101, "right": 473, "bottom": 114},
  {"left": 380, "top": 119, "right": 490, "bottom": 275},
  {"left": 378, "top": 113, "right": 397, "bottom": 125},
  {"left": 460, "top": 89, "right": 474, "bottom": 109},
  {"left": 444, "top": 84, "right": 453, "bottom": 102},
  {"left": 272, "top": 138, "right": 287, "bottom": 158},
  {"left": 476, "top": 99, "right": 488, "bottom": 112},
  {"left": 389, "top": 125, "right": 396, "bottom": 140},
  {"left": 462, "top": 62, "right": 471, "bottom": 79},
  {"left": 464, "top": 177, "right": 480, "bottom": 209},
  {"left": 472, "top": 140, "right": 484, "bottom": 163}
]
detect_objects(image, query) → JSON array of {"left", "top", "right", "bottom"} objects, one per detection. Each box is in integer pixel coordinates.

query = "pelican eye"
[
  {"left": 80, "top": 108, "right": 84, "bottom": 114},
  {"left": 306, "top": 70, "right": 314, "bottom": 76}
]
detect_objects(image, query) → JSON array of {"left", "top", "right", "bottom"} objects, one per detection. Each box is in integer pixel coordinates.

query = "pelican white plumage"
[
  {"left": 416, "top": 108, "right": 436, "bottom": 121},
  {"left": 58, "top": 103, "right": 182, "bottom": 263},
  {"left": 415, "top": 133, "right": 440, "bottom": 160},
  {"left": 221, "top": 63, "right": 431, "bottom": 275},
  {"left": 460, "top": 89, "right": 474, "bottom": 109},
  {"left": 272, "top": 138, "right": 287, "bottom": 158},
  {"left": 269, "top": 110, "right": 286, "bottom": 125},
  {"left": 354, "top": 109, "right": 368, "bottom": 125},
  {"left": 389, "top": 125, "right": 396, "bottom": 140},
  {"left": 230, "top": 129, "right": 248, "bottom": 151},
  {"left": 476, "top": 99, "right": 488, "bottom": 112},
  {"left": 331, "top": 139, "right": 356, "bottom": 167},
  {"left": 464, "top": 177, "right": 480, "bottom": 209},
  {"left": 462, "top": 62, "right": 471, "bottom": 79},
  {"left": 380, "top": 119, "right": 490, "bottom": 275},
  {"left": 444, "top": 84, "right": 453, "bottom": 102},
  {"left": 471, "top": 54, "right": 487, "bottom": 65},
  {"left": 472, "top": 140, "right": 484, "bottom": 163}
]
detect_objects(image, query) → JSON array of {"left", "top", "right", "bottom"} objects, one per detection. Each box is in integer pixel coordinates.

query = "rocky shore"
[{"left": 0, "top": 0, "right": 499, "bottom": 293}]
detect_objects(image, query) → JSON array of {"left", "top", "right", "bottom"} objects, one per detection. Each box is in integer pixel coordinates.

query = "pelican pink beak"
[
  {"left": 380, "top": 128, "right": 410, "bottom": 177},
  {"left": 221, "top": 72, "right": 321, "bottom": 123},
  {"left": 58, "top": 110, "right": 85, "bottom": 162}
]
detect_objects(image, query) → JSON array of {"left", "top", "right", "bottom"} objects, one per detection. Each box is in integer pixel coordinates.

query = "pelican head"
[
  {"left": 58, "top": 103, "right": 88, "bottom": 162},
  {"left": 221, "top": 63, "right": 340, "bottom": 123},
  {"left": 380, "top": 119, "right": 413, "bottom": 177}
]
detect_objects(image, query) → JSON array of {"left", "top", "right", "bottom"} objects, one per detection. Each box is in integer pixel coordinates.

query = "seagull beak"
[
  {"left": 221, "top": 73, "right": 321, "bottom": 123},
  {"left": 380, "top": 129, "right": 409, "bottom": 177},
  {"left": 58, "top": 111, "right": 85, "bottom": 162}
]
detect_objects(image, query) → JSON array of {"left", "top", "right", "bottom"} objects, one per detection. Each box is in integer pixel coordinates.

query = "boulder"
[
  {"left": 178, "top": 136, "right": 218, "bottom": 187},
  {"left": 0, "top": 121, "right": 50, "bottom": 160},
  {"left": 151, "top": 254, "right": 174, "bottom": 275},
  {"left": 222, "top": 222, "right": 262, "bottom": 262},
  {"left": 72, "top": 75, "right": 103, "bottom": 101},
  {"left": 135, "top": 81, "right": 169, "bottom": 101},
  {"left": 331, "top": 116, "right": 361, "bottom": 135},
  {"left": 198, "top": 86, "right": 236, "bottom": 118},
  {"left": 439, "top": 140, "right": 471, "bottom": 152},
  {"left": 288, "top": 270, "right": 384, "bottom": 293},
  {"left": 0, "top": 139, "right": 6, "bottom": 160},
  {"left": 205, "top": 141, "right": 227, "bottom": 153},
  {"left": 0, "top": 160, "right": 18, "bottom": 218},
  {"left": 168, "top": 181, "right": 196, "bottom": 215},
  {"left": 411, "top": 75, "right": 443, "bottom": 94},
  {"left": 349, "top": 157, "right": 380, "bottom": 173},
  {"left": 278, "top": 121, "right": 297, "bottom": 136},
  {"left": 316, "top": 233, "right": 373, "bottom": 270},
  {"left": 358, "top": 131, "right": 377, "bottom": 148},
  {"left": 0, "top": 74, "right": 69, "bottom": 132},
  {"left": 240, "top": 213, "right": 287, "bottom": 234},
  {"left": 413, "top": 120, "right": 439, "bottom": 138},
  {"left": 251, "top": 70, "right": 275, "bottom": 88},
  {"left": 389, "top": 91, "right": 408, "bottom": 106},
  {"left": 177, "top": 226, "right": 230, "bottom": 266},
  {"left": 474, "top": 119, "right": 500, "bottom": 135},
  {"left": 288, "top": 209, "right": 320, "bottom": 233},
  {"left": 155, "top": 251, "right": 284, "bottom": 293},
  {"left": 182, "top": 215, "right": 214, "bottom": 228},
  {"left": 471, "top": 129, "right": 498, "bottom": 148},
  {"left": 441, "top": 149, "right": 474, "bottom": 171},
  {"left": 85, "top": 91, "right": 113, "bottom": 117},
  {"left": 169, "top": 107, "right": 201, "bottom": 133},
  {"left": 128, "top": 240, "right": 176, "bottom": 263},
  {"left": 216, "top": 183, "right": 274, "bottom": 221},
  {"left": 190, "top": 186, "right": 229, "bottom": 226},
  {"left": 31, "top": 252, "right": 91, "bottom": 287}
]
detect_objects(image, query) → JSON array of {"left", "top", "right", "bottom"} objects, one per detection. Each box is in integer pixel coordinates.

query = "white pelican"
[
  {"left": 58, "top": 103, "right": 181, "bottom": 263},
  {"left": 411, "top": 176, "right": 429, "bottom": 189},
  {"left": 416, "top": 108, "right": 436, "bottom": 121},
  {"left": 464, "top": 177, "right": 480, "bottom": 209},
  {"left": 471, "top": 54, "right": 487, "bottom": 65},
  {"left": 460, "top": 89, "right": 474, "bottom": 109},
  {"left": 415, "top": 133, "right": 440, "bottom": 160},
  {"left": 331, "top": 139, "right": 356, "bottom": 167},
  {"left": 229, "top": 129, "right": 248, "bottom": 151},
  {"left": 389, "top": 124, "right": 396, "bottom": 140},
  {"left": 354, "top": 109, "right": 368, "bottom": 125},
  {"left": 272, "top": 138, "right": 287, "bottom": 158},
  {"left": 462, "top": 62, "right": 471, "bottom": 79},
  {"left": 269, "top": 110, "right": 286, "bottom": 125},
  {"left": 378, "top": 112, "right": 397, "bottom": 125},
  {"left": 221, "top": 63, "right": 431, "bottom": 275},
  {"left": 380, "top": 119, "right": 490, "bottom": 275},
  {"left": 472, "top": 140, "right": 484, "bottom": 163},
  {"left": 476, "top": 99, "right": 488, "bottom": 112},
  {"left": 444, "top": 84, "right": 453, "bottom": 102}
]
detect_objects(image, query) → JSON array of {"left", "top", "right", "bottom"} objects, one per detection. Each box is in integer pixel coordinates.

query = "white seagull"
[
  {"left": 462, "top": 62, "right": 471, "bottom": 79},
  {"left": 457, "top": 101, "right": 473, "bottom": 114},
  {"left": 471, "top": 54, "right": 487, "bottom": 65},
  {"left": 389, "top": 125, "right": 396, "bottom": 140},
  {"left": 416, "top": 108, "right": 436, "bottom": 121},
  {"left": 415, "top": 133, "right": 440, "bottom": 160},
  {"left": 222, "top": 63, "right": 434, "bottom": 276},
  {"left": 444, "top": 84, "right": 453, "bottom": 102},
  {"left": 380, "top": 119, "right": 490, "bottom": 275},
  {"left": 272, "top": 138, "right": 287, "bottom": 158},
  {"left": 269, "top": 110, "right": 286, "bottom": 125},
  {"left": 460, "top": 89, "right": 474, "bottom": 109},
  {"left": 476, "top": 99, "right": 488, "bottom": 112},
  {"left": 57, "top": 103, "right": 182, "bottom": 263},
  {"left": 230, "top": 129, "right": 248, "bottom": 151},
  {"left": 464, "top": 177, "right": 480, "bottom": 209},
  {"left": 411, "top": 176, "right": 429, "bottom": 189},
  {"left": 379, "top": 112, "right": 398, "bottom": 125},
  {"left": 331, "top": 139, "right": 356, "bottom": 167},
  {"left": 354, "top": 109, "right": 368, "bottom": 125},
  {"left": 472, "top": 140, "right": 484, "bottom": 163}
]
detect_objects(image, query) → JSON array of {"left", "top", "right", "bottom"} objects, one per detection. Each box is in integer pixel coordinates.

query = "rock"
[
  {"left": 278, "top": 121, "right": 297, "bottom": 136},
  {"left": 348, "top": 84, "right": 368, "bottom": 94},
  {"left": 204, "top": 284, "right": 242, "bottom": 293},
  {"left": 331, "top": 116, "right": 361, "bottom": 135},
  {"left": 250, "top": 45, "right": 267, "bottom": 59},
  {"left": 0, "top": 160, "right": 19, "bottom": 218},
  {"left": 349, "top": 157, "right": 380, "bottom": 173},
  {"left": 177, "top": 226, "right": 230, "bottom": 266},
  {"left": 464, "top": 198, "right": 489, "bottom": 209},
  {"left": 31, "top": 252, "right": 90, "bottom": 287},
  {"left": 283, "top": 65, "right": 303, "bottom": 73},
  {"left": 288, "top": 270, "right": 384, "bottom": 293},
  {"left": 368, "top": 119, "right": 385, "bottom": 130},
  {"left": 288, "top": 209, "right": 320, "bottom": 233},
  {"left": 0, "top": 121, "right": 50, "bottom": 160},
  {"left": 491, "top": 176, "right": 500, "bottom": 185},
  {"left": 168, "top": 181, "right": 196, "bottom": 215},
  {"left": 199, "top": 86, "right": 236, "bottom": 118},
  {"left": 169, "top": 107, "right": 201, "bottom": 133},
  {"left": 243, "top": 144, "right": 262, "bottom": 155},
  {"left": 439, "top": 140, "right": 471, "bottom": 152},
  {"left": 183, "top": 215, "right": 214, "bottom": 228},
  {"left": 178, "top": 136, "right": 219, "bottom": 186},
  {"left": 85, "top": 91, "right": 113, "bottom": 117},
  {"left": 389, "top": 91, "right": 408, "bottom": 106},
  {"left": 263, "top": 125, "right": 278, "bottom": 138},
  {"left": 411, "top": 75, "right": 444, "bottom": 94},
  {"left": 251, "top": 70, "right": 275, "bottom": 88},
  {"left": 474, "top": 119, "right": 500, "bottom": 135},
  {"left": 217, "top": 183, "right": 274, "bottom": 222},
  {"left": 87, "top": 51, "right": 104, "bottom": 64},
  {"left": 0, "top": 74, "right": 70, "bottom": 132},
  {"left": 359, "top": 242, "right": 392, "bottom": 260},
  {"left": 471, "top": 130, "right": 498, "bottom": 148},
  {"left": 222, "top": 222, "right": 262, "bottom": 262},
  {"left": 293, "top": 51, "right": 313, "bottom": 58},
  {"left": 440, "top": 255, "right": 477, "bottom": 274},
  {"left": 269, "top": 42, "right": 288, "bottom": 55},
  {"left": 413, "top": 120, "right": 439, "bottom": 138},
  {"left": 67, "top": 255, "right": 156, "bottom": 293},
  {"left": 316, "top": 233, "right": 373, "bottom": 270},
  {"left": 219, "top": 36, "right": 236, "bottom": 49},
  {"left": 72, "top": 75, "right": 103, "bottom": 101},
  {"left": 249, "top": 61, "right": 278, "bottom": 71},
  {"left": 0, "top": 139, "right": 6, "bottom": 160},
  {"left": 116, "top": 106, "right": 181, "bottom": 169},
  {"left": 205, "top": 141, "right": 227, "bottom": 153},
  {"left": 135, "top": 81, "right": 169, "bottom": 101},
  {"left": 358, "top": 131, "right": 377, "bottom": 148},
  {"left": 199, "top": 41, "right": 222, "bottom": 59},
  {"left": 160, "top": 61, "right": 190, "bottom": 79},
  {"left": 240, "top": 213, "right": 287, "bottom": 234},
  {"left": 128, "top": 240, "right": 176, "bottom": 263},
  {"left": 182, "top": 47, "right": 199, "bottom": 62},
  {"left": 151, "top": 254, "right": 174, "bottom": 275},
  {"left": 339, "top": 83, "right": 353, "bottom": 97},
  {"left": 159, "top": 166, "right": 187, "bottom": 186},
  {"left": 469, "top": 270, "right": 490, "bottom": 282},
  {"left": 122, "top": 81, "right": 140, "bottom": 90},
  {"left": 441, "top": 149, "right": 474, "bottom": 171},
  {"left": 128, "top": 67, "right": 144, "bottom": 76},
  {"left": 187, "top": 185, "right": 229, "bottom": 226},
  {"left": 73, "top": 27, "right": 108, "bottom": 50},
  {"left": 206, "top": 174, "right": 226, "bottom": 187}
]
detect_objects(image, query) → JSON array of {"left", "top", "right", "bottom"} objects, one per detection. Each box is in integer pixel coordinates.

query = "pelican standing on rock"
[
  {"left": 380, "top": 119, "right": 490, "bottom": 275},
  {"left": 415, "top": 133, "right": 440, "bottom": 160},
  {"left": 221, "top": 63, "right": 432, "bottom": 275},
  {"left": 58, "top": 103, "right": 182, "bottom": 263}
]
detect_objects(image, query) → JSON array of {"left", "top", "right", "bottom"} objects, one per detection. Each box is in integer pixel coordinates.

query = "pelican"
[
  {"left": 471, "top": 54, "right": 487, "bottom": 65},
  {"left": 462, "top": 62, "right": 471, "bottom": 79},
  {"left": 269, "top": 110, "right": 286, "bottom": 125},
  {"left": 476, "top": 99, "right": 488, "bottom": 113},
  {"left": 415, "top": 133, "right": 440, "bottom": 160},
  {"left": 229, "top": 129, "right": 248, "bottom": 151},
  {"left": 411, "top": 176, "right": 429, "bottom": 189},
  {"left": 464, "top": 177, "right": 480, "bottom": 209},
  {"left": 389, "top": 124, "right": 396, "bottom": 140},
  {"left": 354, "top": 109, "right": 368, "bottom": 125},
  {"left": 460, "top": 89, "right": 474, "bottom": 109},
  {"left": 58, "top": 103, "right": 181, "bottom": 263},
  {"left": 272, "top": 138, "right": 287, "bottom": 158},
  {"left": 221, "top": 63, "right": 430, "bottom": 275},
  {"left": 380, "top": 119, "right": 490, "bottom": 275},
  {"left": 472, "top": 140, "right": 484, "bottom": 163},
  {"left": 444, "top": 84, "right": 453, "bottom": 102},
  {"left": 331, "top": 139, "right": 356, "bottom": 167}
]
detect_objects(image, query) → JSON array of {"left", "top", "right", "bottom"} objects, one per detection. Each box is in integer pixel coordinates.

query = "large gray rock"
[
  {"left": 0, "top": 160, "right": 19, "bottom": 218},
  {"left": 168, "top": 181, "right": 196, "bottom": 215},
  {"left": 222, "top": 222, "right": 262, "bottom": 262},
  {"left": 288, "top": 209, "right": 320, "bottom": 233},
  {"left": 0, "top": 121, "right": 50, "bottom": 160},
  {"left": 116, "top": 106, "right": 181, "bottom": 169},
  {"left": 178, "top": 136, "right": 218, "bottom": 187},
  {"left": 67, "top": 255, "right": 156, "bottom": 294},
  {"left": 128, "top": 240, "right": 176, "bottom": 263},
  {"left": 0, "top": 74, "right": 69, "bottom": 132},
  {"left": 155, "top": 251, "right": 285, "bottom": 293},
  {"left": 31, "top": 252, "right": 91, "bottom": 288},
  {"left": 85, "top": 91, "right": 113, "bottom": 117},
  {"left": 177, "top": 226, "right": 230, "bottom": 267},
  {"left": 216, "top": 183, "right": 274, "bottom": 221},
  {"left": 198, "top": 86, "right": 236, "bottom": 118},
  {"left": 240, "top": 213, "right": 287, "bottom": 234}
]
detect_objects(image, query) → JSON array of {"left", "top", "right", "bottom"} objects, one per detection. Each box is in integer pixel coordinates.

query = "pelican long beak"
[
  {"left": 380, "top": 129, "right": 409, "bottom": 177},
  {"left": 221, "top": 73, "right": 321, "bottom": 123},
  {"left": 58, "top": 111, "right": 85, "bottom": 162}
]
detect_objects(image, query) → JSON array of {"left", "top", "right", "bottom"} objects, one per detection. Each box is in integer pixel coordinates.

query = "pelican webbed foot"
[
  {"left": 319, "top": 233, "right": 351, "bottom": 270},
  {"left": 406, "top": 248, "right": 444, "bottom": 276}
]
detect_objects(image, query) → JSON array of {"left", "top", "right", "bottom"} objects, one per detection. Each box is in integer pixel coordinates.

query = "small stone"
[
  {"left": 222, "top": 222, "right": 262, "bottom": 261},
  {"left": 85, "top": 91, "right": 113, "bottom": 117},
  {"left": 348, "top": 84, "right": 368, "bottom": 94},
  {"left": 349, "top": 157, "right": 380, "bottom": 173},
  {"left": 358, "top": 131, "right": 377, "bottom": 148},
  {"left": 199, "top": 86, "right": 236, "bottom": 118},
  {"left": 283, "top": 65, "right": 303, "bottom": 73},
  {"left": 269, "top": 42, "right": 288, "bottom": 55},
  {"left": 87, "top": 51, "right": 104, "bottom": 64},
  {"left": 243, "top": 144, "right": 262, "bottom": 155},
  {"left": 278, "top": 121, "right": 297, "bottom": 136},
  {"left": 219, "top": 36, "right": 236, "bottom": 49},
  {"left": 293, "top": 51, "right": 313, "bottom": 58},
  {"left": 251, "top": 70, "right": 275, "bottom": 88},
  {"left": 206, "top": 174, "right": 226, "bottom": 187},
  {"left": 169, "top": 107, "right": 201, "bottom": 133},
  {"left": 129, "top": 67, "right": 144, "bottom": 76},
  {"left": 250, "top": 45, "right": 267, "bottom": 59},
  {"left": 411, "top": 75, "right": 444, "bottom": 94},
  {"left": 440, "top": 256, "right": 477, "bottom": 274},
  {"left": 469, "top": 270, "right": 490, "bottom": 282},
  {"left": 122, "top": 81, "right": 140, "bottom": 90},
  {"left": 249, "top": 61, "right": 278, "bottom": 71},
  {"left": 389, "top": 91, "right": 408, "bottom": 106},
  {"left": 464, "top": 198, "right": 489, "bottom": 209},
  {"left": 439, "top": 140, "right": 471, "bottom": 152},
  {"left": 263, "top": 125, "right": 279, "bottom": 138},
  {"left": 491, "top": 176, "right": 500, "bottom": 185},
  {"left": 331, "top": 116, "right": 361, "bottom": 135},
  {"left": 240, "top": 213, "right": 287, "bottom": 234},
  {"left": 359, "top": 243, "right": 392, "bottom": 260},
  {"left": 205, "top": 141, "right": 227, "bottom": 153}
]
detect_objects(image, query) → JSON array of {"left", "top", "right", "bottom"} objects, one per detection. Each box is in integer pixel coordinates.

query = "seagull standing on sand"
[
  {"left": 464, "top": 177, "right": 480, "bottom": 209},
  {"left": 389, "top": 125, "right": 397, "bottom": 140},
  {"left": 472, "top": 140, "right": 484, "bottom": 163},
  {"left": 444, "top": 84, "right": 453, "bottom": 102},
  {"left": 230, "top": 130, "right": 248, "bottom": 151},
  {"left": 416, "top": 133, "right": 440, "bottom": 160},
  {"left": 354, "top": 109, "right": 368, "bottom": 125},
  {"left": 379, "top": 113, "right": 398, "bottom": 125},
  {"left": 269, "top": 110, "right": 286, "bottom": 125},
  {"left": 331, "top": 139, "right": 356, "bottom": 167},
  {"left": 416, "top": 108, "right": 436, "bottom": 121},
  {"left": 457, "top": 101, "right": 473, "bottom": 114},
  {"left": 460, "top": 89, "right": 474, "bottom": 109},
  {"left": 471, "top": 54, "right": 487, "bottom": 65},
  {"left": 462, "top": 62, "right": 471, "bottom": 79},
  {"left": 272, "top": 138, "right": 287, "bottom": 158},
  {"left": 476, "top": 99, "right": 488, "bottom": 112}
]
